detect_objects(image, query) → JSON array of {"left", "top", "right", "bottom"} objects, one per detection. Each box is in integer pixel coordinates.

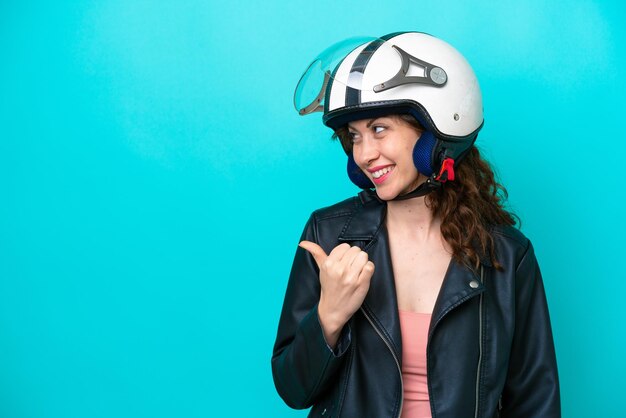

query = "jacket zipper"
[
  {"left": 360, "top": 306, "right": 404, "bottom": 418},
  {"left": 474, "top": 266, "right": 485, "bottom": 418}
]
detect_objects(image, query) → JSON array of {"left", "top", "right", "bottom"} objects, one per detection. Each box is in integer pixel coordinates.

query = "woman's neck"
[{"left": 386, "top": 195, "right": 442, "bottom": 241}]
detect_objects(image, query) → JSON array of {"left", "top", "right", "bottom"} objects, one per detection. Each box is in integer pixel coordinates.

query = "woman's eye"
[
  {"left": 349, "top": 132, "right": 360, "bottom": 143},
  {"left": 373, "top": 126, "right": 386, "bottom": 134}
]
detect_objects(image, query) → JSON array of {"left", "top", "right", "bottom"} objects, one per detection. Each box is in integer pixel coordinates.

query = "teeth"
[{"left": 372, "top": 166, "right": 393, "bottom": 179}]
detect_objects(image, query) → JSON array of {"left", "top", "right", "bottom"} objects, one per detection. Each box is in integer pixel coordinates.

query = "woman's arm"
[
  {"left": 500, "top": 241, "right": 561, "bottom": 417},
  {"left": 271, "top": 214, "right": 352, "bottom": 409}
]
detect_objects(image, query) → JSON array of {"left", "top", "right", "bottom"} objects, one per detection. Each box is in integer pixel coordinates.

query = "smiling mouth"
[
  {"left": 372, "top": 165, "right": 394, "bottom": 179},
  {"left": 370, "top": 165, "right": 395, "bottom": 185}
]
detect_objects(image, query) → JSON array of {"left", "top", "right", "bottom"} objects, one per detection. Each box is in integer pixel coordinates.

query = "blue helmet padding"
[
  {"left": 413, "top": 130, "right": 436, "bottom": 176},
  {"left": 347, "top": 153, "right": 374, "bottom": 189}
]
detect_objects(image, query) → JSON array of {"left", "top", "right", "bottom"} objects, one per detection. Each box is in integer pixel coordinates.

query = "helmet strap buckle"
[{"left": 435, "top": 157, "right": 455, "bottom": 182}]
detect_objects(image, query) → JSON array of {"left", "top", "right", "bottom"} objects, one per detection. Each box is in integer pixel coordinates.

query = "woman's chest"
[{"left": 388, "top": 236, "right": 452, "bottom": 313}]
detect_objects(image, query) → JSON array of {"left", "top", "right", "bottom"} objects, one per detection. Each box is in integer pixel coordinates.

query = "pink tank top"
[{"left": 399, "top": 310, "right": 432, "bottom": 418}]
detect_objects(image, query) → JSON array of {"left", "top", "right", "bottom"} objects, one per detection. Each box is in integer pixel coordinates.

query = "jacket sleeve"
[
  {"left": 271, "top": 213, "right": 352, "bottom": 410},
  {"left": 501, "top": 241, "right": 561, "bottom": 417}
]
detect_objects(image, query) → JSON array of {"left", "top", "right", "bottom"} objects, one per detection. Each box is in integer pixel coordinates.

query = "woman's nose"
[{"left": 355, "top": 137, "right": 379, "bottom": 167}]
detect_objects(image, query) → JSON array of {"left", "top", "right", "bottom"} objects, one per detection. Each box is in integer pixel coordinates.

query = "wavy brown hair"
[{"left": 333, "top": 114, "right": 518, "bottom": 270}]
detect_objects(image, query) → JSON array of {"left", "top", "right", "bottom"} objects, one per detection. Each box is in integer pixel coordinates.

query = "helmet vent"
[{"left": 406, "top": 62, "right": 427, "bottom": 78}]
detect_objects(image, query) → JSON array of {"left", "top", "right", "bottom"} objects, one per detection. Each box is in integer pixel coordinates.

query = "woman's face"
[{"left": 348, "top": 116, "right": 423, "bottom": 201}]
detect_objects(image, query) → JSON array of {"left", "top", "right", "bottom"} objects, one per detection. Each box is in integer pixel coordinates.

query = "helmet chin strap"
[
  {"left": 389, "top": 157, "right": 455, "bottom": 201},
  {"left": 390, "top": 174, "right": 442, "bottom": 201}
]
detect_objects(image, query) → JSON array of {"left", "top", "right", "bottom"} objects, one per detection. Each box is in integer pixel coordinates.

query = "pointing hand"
[{"left": 299, "top": 241, "right": 375, "bottom": 348}]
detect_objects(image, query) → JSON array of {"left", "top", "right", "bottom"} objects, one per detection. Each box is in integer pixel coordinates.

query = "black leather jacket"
[{"left": 272, "top": 190, "right": 560, "bottom": 418}]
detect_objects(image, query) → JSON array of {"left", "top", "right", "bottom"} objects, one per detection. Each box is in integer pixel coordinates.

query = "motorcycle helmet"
[{"left": 294, "top": 31, "right": 484, "bottom": 200}]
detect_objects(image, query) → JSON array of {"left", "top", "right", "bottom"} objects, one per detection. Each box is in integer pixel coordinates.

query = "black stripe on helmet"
[
  {"left": 345, "top": 40, "right": 384, "bottom": 106},
  {"left": 344, "top": 32, "right": 405, "bottom": 107}
]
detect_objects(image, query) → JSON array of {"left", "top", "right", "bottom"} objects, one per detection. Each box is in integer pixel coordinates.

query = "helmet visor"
[
  {"left": 294, "top": 36, "right": 378, "bottom": 115},
  {"left": 294, "top": 36, "right": 448, "bottom": 115}
]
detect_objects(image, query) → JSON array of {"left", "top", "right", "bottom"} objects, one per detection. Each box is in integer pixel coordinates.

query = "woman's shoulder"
[
  {"left": 311, "top": 195, "right": 361, "bottom": 221},
  {"left": 310, "top": 190, "right": 380, "bottom": 222},
  {"left": 489, "top": 224, "right": 534, "bottom": 264},
  {"left": 490, "top": 224, "right": 529, "bottom": 247},
  {"left": 304, "top": 191, "right": 384, "bottom": 249}
]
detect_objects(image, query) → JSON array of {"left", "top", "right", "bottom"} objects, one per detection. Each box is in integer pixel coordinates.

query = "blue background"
[{"left": 1, "top": 1, "right": 625, "bottom": 417}]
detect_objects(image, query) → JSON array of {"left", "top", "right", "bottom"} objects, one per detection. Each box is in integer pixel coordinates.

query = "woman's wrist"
[{"left": 317, "top": 305, "right": 344, "bottom": 349}]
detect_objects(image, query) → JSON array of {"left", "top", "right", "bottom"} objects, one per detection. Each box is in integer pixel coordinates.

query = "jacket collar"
[
  {"left": 337, "top": 190, "right": 386, "bottom": 242},
  {"left": 337, "top": 190, "right": 486, "bottom": 359},
  {"left": 341, "top": 190, "right": 492, "bottom": 267}
]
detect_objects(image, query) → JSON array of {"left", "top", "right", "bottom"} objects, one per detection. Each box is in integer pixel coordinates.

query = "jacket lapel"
[
  {"left": 338, "top": 192, "right": 402, "bottom": 359},
  {"left": 429, "top": 260, "right": 485, "bottom": 336}
]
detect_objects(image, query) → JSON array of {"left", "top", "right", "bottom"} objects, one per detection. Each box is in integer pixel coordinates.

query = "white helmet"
[{"left": 295, "top": 32, "right": 484, "bottom": 198}]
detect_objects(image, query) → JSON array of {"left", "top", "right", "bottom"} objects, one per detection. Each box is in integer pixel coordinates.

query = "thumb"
[{"left": 299, "top": 240, "right": 327, "bottom": 268}]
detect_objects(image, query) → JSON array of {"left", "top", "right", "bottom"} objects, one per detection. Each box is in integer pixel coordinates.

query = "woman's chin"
[
  {"left": 374, "top": 187, "right": 400, "bottom": 201},
  {"left": 374, "top": 181, "right": 423, "bottom": 201}
]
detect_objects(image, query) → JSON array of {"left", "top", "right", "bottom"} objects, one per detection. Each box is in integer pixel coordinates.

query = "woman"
[{"left": 272, "top": 32, "right": 560, "bottom": 418}]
